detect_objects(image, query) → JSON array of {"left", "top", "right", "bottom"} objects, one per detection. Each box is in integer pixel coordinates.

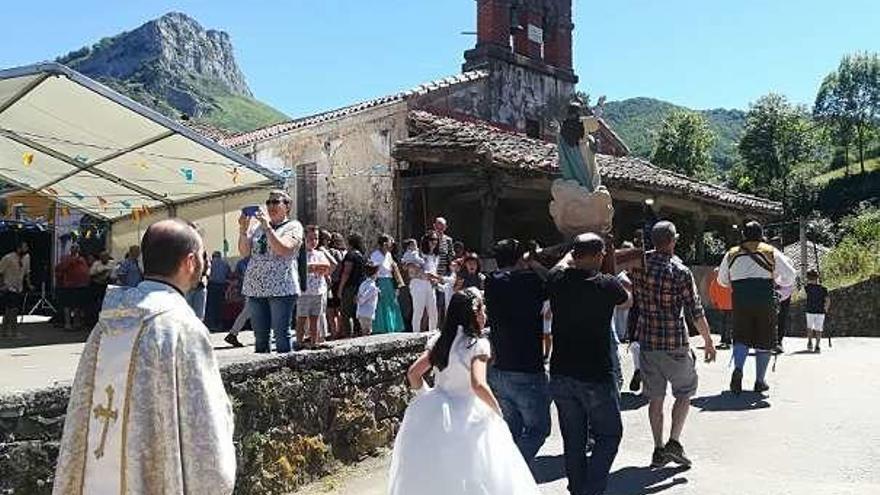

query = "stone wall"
[
  {"left": 787, "top": 277, "right": 880, "bottom": 338},
  {"left": 240, "top": 102, "right": 408, "bottom": 245},
  {"left": 0, "top": 333, "right": 428, "bottom": 495}
]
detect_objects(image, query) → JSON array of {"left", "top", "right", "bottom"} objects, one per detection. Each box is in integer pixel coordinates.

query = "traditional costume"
[
  {"left": 717, "top": 241, "right": 796, "bottom": 390},
  {"left": 53, "top": 280, "right": 235, "bottom": 495}
]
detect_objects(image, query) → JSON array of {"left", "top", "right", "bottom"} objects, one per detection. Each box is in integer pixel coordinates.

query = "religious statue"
[
  {"left": 558, "top": 101, "right": 602, "bottom": 192},
  {"left": 549, "top": 99, "right": 614, "bottom": 237}
]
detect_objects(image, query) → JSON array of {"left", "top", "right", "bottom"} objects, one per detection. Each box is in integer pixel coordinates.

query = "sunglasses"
[{"left": 265, "top": 199, "right": 289, "bottom": 206}]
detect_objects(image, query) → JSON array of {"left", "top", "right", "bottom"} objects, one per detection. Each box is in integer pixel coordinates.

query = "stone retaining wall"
[{"left": 0, "top": 333, "right": 428, "bottom": 494}]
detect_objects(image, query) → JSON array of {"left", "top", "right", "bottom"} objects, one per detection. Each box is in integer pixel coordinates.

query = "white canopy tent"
[{"left": 0, "top": 62, "right": 282, "bottom": 221}]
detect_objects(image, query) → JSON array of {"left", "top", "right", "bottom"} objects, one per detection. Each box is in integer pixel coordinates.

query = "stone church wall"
[
  {"left": 0, "top": 333, "right": 428, "bottom": 494},
  {"left": 239, "top": 101, "right": 408, "bottom": 245}
]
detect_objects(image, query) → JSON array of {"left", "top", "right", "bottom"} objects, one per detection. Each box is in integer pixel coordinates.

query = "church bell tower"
[
  {"left": 461, "top": 0, "right": 578, "bottom": 136},
  {"left": 463, "top": 0, "right": 577, "bottom": 84}
]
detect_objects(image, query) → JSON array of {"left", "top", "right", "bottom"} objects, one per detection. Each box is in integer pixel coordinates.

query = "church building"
[{"left": 199, "top": 0, "right": 780, "bottom": 263}]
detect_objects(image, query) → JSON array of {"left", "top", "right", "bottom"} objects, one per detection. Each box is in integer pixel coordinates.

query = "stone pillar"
[
  {"left": 543, "top": 0, "right": 573, "bottom": 69},
  {"left": 480, "top": 191, "right": 499, "bottom": 255},
  {"left": 476, "top": 0, "right": 512, "bottom": 48},
  {"left": 694, "top": 214, "right": 707, "bottom": 264}
]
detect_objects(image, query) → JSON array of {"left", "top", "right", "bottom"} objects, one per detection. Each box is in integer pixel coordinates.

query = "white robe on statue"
[{"left": 52, "top": 280, "right": 236, "bottom": 495}]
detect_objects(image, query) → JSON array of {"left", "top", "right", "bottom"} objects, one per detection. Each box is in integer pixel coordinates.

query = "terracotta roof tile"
[
  {"left": 396, "top": 111, "right": 782, "bottom": 215},
  {"left": 219, "top": 70, "right": 488, "bottom": 148}
]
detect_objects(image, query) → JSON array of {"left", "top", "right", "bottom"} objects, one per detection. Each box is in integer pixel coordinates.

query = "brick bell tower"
[{"left": 462, "top": 0, "right": 578, "bottom": 134}]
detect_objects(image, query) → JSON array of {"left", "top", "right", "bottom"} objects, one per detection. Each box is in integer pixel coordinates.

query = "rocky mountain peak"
[{"left": 57, "top": 12, "right": 256, "bottom": 119}]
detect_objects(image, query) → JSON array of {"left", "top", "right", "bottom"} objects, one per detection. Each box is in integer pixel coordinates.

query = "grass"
[{"left": 811, "top": 156, "right": 880, "bottom": 185}]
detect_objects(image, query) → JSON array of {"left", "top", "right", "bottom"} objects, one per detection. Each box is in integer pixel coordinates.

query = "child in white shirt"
[{"left": 356, "top": 264, "right": 381, "bottom": 335}]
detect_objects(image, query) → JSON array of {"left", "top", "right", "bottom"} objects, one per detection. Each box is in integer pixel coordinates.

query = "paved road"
[{"left": 295, "top": 336, "right": 880, "bottom": 495}]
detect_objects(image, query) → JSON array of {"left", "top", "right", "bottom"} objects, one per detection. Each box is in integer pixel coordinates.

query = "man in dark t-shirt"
[
  {"left": 486, "top": 239, "right": 549, "bottom": 461},
  {"left": 547, "top": 233, "right": 630, "bottom": 495}
]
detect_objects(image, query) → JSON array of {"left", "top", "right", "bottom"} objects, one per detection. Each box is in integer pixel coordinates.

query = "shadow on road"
[
  {"left": 532, "top": 454, "right": 566, "bottom": 484},
  {"left": 606, "top": 466, "right": 689, "bottom": 495},
  {"left": 789, "top": 350, "right": 819, "bottom": 355},
  {"left": 691, "top": 391, "right": 770, "bottom": 412},
  {"left": 620, "top": 392, "right": 649, "bottom": 411},
  {"left": 0, "top": 322, "right": 88, "bottom": 350}
]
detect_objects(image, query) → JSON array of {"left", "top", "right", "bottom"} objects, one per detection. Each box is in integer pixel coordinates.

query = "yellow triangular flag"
[{"left": 22, "top": 152, "right": 34, "bottom": 166}]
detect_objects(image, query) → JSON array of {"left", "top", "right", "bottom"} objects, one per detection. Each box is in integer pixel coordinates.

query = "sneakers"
[
  {"left": 754, "top": 381, "right": 770, "bottom": 393},
  {"left": 807, "top": 342, "right": 814, "bottom": 352},
  {"left": 716, "top": 342, "right": 731, "bottom": 350},
  {"left": 772, "top": 344, "right": 784, "bottom": 355},
  {"left": 730, "top": 368, "right": 743, "bottom": 395},
  {"left": 224, "top": 333, "right": 244, "bottom": 348},
  {"left": 663, "top": 439, "right": 692, "bottom": 468},
  {"left": 650, "top": 447, "right": 668, "bottom": 468},
  {"left": 814, "top": 346, "right": 821, "bottom": 354},
  {"left": 629, "top": 369, "right": 642, "bottom": 392}
]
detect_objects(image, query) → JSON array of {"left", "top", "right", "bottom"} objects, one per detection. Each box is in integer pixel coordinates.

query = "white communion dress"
[{"left": 388, "top": 329, "right": 542, "bottom": 495}]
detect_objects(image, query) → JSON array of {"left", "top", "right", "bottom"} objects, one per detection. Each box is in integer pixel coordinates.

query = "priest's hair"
[{"left": 141, "top": 219, "right": 203, "bottom": 277}]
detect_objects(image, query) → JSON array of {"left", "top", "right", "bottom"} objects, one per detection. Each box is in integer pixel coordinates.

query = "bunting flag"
[
  {"left": 227, "top": 167, "right": 241, "bottom": 185},
  {"left": 121, "top": 200, "right": 132, "bottom": 209},
  {"left": 97, "top": 196, "right": 109, "bottom": 210},
  {"left": 72, "top": 192, "right": 85, "bottom": 200},
  {"left": 22, "top": 152, "right": 34, "bottom": 166},
  {"left": 74, "top": 155, "right": 88, "bottom": 163},
  {"left": 140, "top": 205, "right": 151, "bottom": 217},
  {"left": 60, "top": 206, "right": 70, "bottom": 217},
  {"left": 135, "top": 160, "right": 149, "bottom": 170},
  {"left": 180, "top": 168, "right": 195, "bottom": 183},
  {"left": 132, "top": 208, "right": 141, "bottom": 222},
  {"left": 44, "top": 187, "right": 59, "bottom": 196}
]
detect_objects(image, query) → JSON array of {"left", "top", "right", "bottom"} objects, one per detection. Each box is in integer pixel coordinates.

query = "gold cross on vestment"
[{"left": 92, "top": 385, "right": 118, "bottom": 460}]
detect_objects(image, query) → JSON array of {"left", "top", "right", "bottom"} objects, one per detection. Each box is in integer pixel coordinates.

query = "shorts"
[
  {"left": 805, "top": 313, "right": 825, "bottom": 332},
  {"left": 640, "top": 348, "right": 699, "bottom": 399},
  {"left": 296, "top": 294, "right": 326, "bottom": 317}
]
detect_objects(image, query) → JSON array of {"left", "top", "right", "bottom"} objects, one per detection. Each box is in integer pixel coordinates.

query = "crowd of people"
[
  {"left": 49, "top": 190, "right": 834, "bottom": 494},
  {"left": 392, "top": 219, "right": 825, "bottom": 495},
  {"left": 215, "top": 189, "right": 482, "bottom": 353}
]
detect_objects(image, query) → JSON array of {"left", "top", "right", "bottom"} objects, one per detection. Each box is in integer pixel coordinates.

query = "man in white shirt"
[
  {"left": 717, "top": 221, "right": 796, "bottom": 394},
  {"left": 0, "top": 242, "right": 31, "bottom": 337}
]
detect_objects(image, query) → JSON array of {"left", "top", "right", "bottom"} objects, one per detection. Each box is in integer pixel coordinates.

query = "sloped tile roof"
[
  {"left": 396, "top": 111, "right": 782, "bottom": 215},
  {"left": 783, "top": 241, "right": 831, "bottom": 274},
  {"left": 219, "top": 70, "right": 489, "bottom": 148},
  {"left": 178, "top": 120, "right": 235, "bottom": 142}
]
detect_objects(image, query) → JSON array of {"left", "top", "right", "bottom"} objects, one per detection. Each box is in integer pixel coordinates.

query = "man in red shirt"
[{"left": 55, "top": 245, "right": 91, "bottom": 331}]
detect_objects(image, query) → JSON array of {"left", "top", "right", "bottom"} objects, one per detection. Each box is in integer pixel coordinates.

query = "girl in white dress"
[{"left": 388, "top": 288, "right": 542, "bottom": 495}]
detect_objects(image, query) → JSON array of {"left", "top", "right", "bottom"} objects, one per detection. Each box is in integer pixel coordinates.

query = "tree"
[
  {"left": 737, "top": 93, "right": 819, "bottom": 209},
  {"left": 814, "top": 73, "right": 856, "bottom": 176},
  {"left": 814, "top": 53, "right": 880, "bottom": 174},
  {"left": 651, "top": 110, "right": 716, "bottom": 179}
]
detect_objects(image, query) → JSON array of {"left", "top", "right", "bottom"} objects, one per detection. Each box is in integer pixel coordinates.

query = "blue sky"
[{"left": 1, "top": 1, "right": 877, "bottom": 118}]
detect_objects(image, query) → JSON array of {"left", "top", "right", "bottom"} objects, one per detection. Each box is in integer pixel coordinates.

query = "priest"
[{"left": 53, "top": 219, "right": 236, "bottom": 495}]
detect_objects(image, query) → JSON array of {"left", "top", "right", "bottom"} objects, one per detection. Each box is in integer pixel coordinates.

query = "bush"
[{"left": 821, "top": 205, "right": 880, "bottom": 288}]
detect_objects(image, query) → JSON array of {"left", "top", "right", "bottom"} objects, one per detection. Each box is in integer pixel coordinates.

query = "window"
[{"left": 295, "top": 163, "right": 317, "bottom": 225}]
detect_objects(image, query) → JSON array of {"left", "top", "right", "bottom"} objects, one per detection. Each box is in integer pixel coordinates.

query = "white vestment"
[{"left": 53, "top": 280, "right": 236, "bottom": 495}]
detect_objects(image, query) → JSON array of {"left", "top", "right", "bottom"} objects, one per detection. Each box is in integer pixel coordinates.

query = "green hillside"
[{"left": 602, "top": 97, "right": 746, "bottom": 171}]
